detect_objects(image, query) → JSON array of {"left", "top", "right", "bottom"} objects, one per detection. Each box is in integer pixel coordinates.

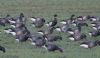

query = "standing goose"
[{"left": 46, "top": 14, "right": 57, "bottom": 27}]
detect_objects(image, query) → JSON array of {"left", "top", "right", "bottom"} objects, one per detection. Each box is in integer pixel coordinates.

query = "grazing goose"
[
  {"left": 46, "top": 14, "right": 57, "bottom": 27},
  {"left": 0, "top": 18, "right": 7, "bottom": 26},
  {"left": 80, "top": 40, "right": 100, "bottom": 48},
  {"left": 42, "top": 43, "right": 63, "bottom": 52},
  {"left": 60, "top": 14, "right": 75, "bottom": 25},
  {"left": 89, "top": 29, "right": 100, "bottom": 37},
  {"left": 8, "top": 18, "right": 16, "bottom": 24},
  {"left": 4, "top": 28, "right": 15, "bottom": 34},
  {"left": 30, "top": 34, "right": 46, "bottom": 46},
  {"left": 68, "top": 27, "right": 81, "bottom": 35},
  {"left": 55, "top": 25, "right": 72, "bottom": 33},
  {"left": 42, "top": 34, "right": 62, "bottom": 42},
  {"left": 73, "top": 21, "right": 88, "bottom": 27},
  {"left": 69, "top": 33, "right": 86, "bottom": 41},
  {"left": 38, "top": 27, "right": 55, "bottom": 35},
  {"left": 0, "top": 45, "right": 6, "bottom": 53},
  {"left": 32, "top": 17, "right": 45, "bottom": 28}
]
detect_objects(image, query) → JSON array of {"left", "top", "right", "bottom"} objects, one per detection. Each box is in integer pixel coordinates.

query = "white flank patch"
[
  {"left": 60, "top": 21, "right": 66, "bottom": 24},
  {"left": 15, "top": 39, "right": 19, "bottom": 42},
  {"left": 91, "top": 24, "right": 96, "bottom": 26},
  {"left": 91, "top": 18, "right": 96, "bottom": 21},
  {"left": 11, "top": 25, "right": 16, "bottom": 28},
  {"left": 31, "top": 42, "right": 36, "bottom": 46},
  {"left": 55, "top": 28, "right": 61, "bottom": 31},
  {"left": 92, "top": 27, "right": 97, "bottom": 30},
  {"left": 78, "top": 18, "right": 82, "bottom": 20},
  {"left": 68, "top": 31, "right": 74, "bottom": 34},
  {"left": 38, "top": 32, "right": 44, "bottom": 35},
  {"left": 45, "top": 24, "right": 49, "bottom": 26},
  {"left": 30, "top": 18, "right": 36, "bottom": 22},
  {"left": 9, "top": 20, "right": 16, "bottom": 24},
  {"left": 42, "top": 45, "right": 47, "bottom": 50},
  {"left": 49, "top": 22, "right": 53, "bottom": 26},
  {"left": 69, "top": 37, "right": 75, "bottom": 41},
  {"left": 28, "top": 38, "right": 32, "bottom": 41},
  {"left": 45, "top": 37, "right": 48, "bottom": 41},
  {"left": 80, "top": 44, "right": 88, "bottom": 48},
  {"left": 32, "top": 24, "right": 35, "bottom": 27},
  {"left": 10, "top": 32, "right": 16, "bottom": 36},
  {"left": 4, "top": 30, "right": 10, "bottom": 33},
  {"left": 89, "top": 33, "right": 92, "bottom": 36},
  {"left": 72, "top": 23, "right": 76, "bottom": 26}
]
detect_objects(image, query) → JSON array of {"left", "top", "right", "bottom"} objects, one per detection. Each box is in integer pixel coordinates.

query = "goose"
[
  {"left": 30, "top": 34, "right": 46, "bottom": 46},
  {"left": 15, "top": 27, "right": 30, "bottom": 42},
  {"left": 80, "top": 40, "right": 100, "bottom": 48},
  {"left": 69, "top": 33, "right": 86, "bottom": 41},
  {"left": 38, "top": 27, "right": 55, "bottom": 35},
  {"left": 32, "top": 17, "right": 45, "bottom": 28},
  {"left": 89, "top": 29, "right": 100, "bottom": 37},
  {"left": 42, "top": 34, "right": 62, "bottom": 42},
  {"left": 67, "top": 27, "right": 81, "bottom": 35},
  {"left": 55, "top": 25, "right": 72, "bottom": 33},
  {"left": 42, "top": 43, "right": 63, "bottom": 53},
  {"left": 4, "top": 28, "right": 15, "bottom": 34},
  {"left": 46, "top": 14, "right": 57, "bottom": 27}
]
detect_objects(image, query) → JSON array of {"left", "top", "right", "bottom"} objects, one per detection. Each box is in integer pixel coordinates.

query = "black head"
[
  {"left": 0, "top": 46, "right": 6, "bottom": 53},
  {"left": 20, "top": 13, "right": 24, "bottom": 17},
  {"left": 95, "top": 40, "right": 100, "bottom": 45},
  {"left": 54, "top": 14, "right": 58, "bottom": 17},
  {"left": 71, "top": 14, "right": 75, "bottom": 17}
]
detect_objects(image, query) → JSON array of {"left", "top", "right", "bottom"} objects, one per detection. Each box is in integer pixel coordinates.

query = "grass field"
[{"left": 0, "top": 0, "right": 100, "bottom": 58}]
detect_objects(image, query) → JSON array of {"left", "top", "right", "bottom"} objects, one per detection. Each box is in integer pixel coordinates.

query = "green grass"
[{"left": 0, "top": 0, "right": 100, "bottom": 58}]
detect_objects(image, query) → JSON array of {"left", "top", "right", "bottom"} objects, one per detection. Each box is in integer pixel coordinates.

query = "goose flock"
[{"left": 0, "top": 13, "right": 100, "bottom": 53}]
